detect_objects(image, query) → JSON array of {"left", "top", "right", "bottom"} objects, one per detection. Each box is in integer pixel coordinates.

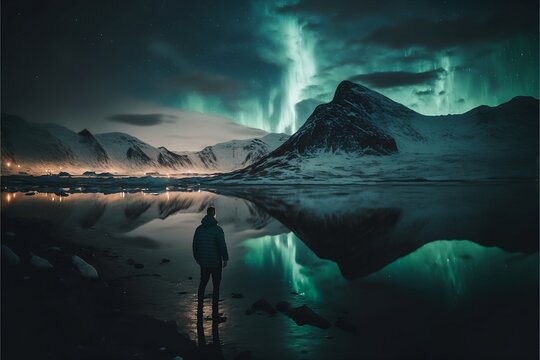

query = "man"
[{"left": 192, "top": 206, "right": 229, "bottom": 319}]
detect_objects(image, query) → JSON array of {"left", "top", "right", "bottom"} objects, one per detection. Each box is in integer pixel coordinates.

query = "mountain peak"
[
  {"left": 332, "top": 80, "right": 416, "bottom": 118},
  {"left": 332, "top": 80, "right": 371, "bottom": 102},
  {"left": 78, "top": 129, "right": 93, "bottom": 137},
  {"left": 267, "top": 82, "right": 402, "bottom": 158}
]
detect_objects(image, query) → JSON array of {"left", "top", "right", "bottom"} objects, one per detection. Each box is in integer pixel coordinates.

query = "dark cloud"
[
  {"left": 170, "top": 72, "right": 243, "bottom": 97},
  {"left": 323, "top": 57, "right": 369, "bottom": 71},
  {"left": 439, "top": 90, "right": 446, "bottom": 95},
  {"left": 0, "top": 0, "right": 278, "bottom": 127},
  {"left": 277, "top": 0, "right": 414, "bottom": 20},
  {"left": 363, "top": 10, "right": 538, "bottom": 51},
  {"left": 395, "top": 52, "right": 434, "bottom": 64},
  {"left": 456, "top": 98, "right": 466, "bottom": 103},
  {"left": 106, "top": 113, "right": 178, "bottom": 126},
  {"left": 350, "top": 68, "right": 446, "bottom": 89},
  {"left": 415, "top": 89, "right": 434, "bottom": 96}
]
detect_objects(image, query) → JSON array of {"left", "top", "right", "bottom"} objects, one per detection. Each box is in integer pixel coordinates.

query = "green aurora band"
[{"left": 172, "top": 4, "right": 538, "bottom": 133}]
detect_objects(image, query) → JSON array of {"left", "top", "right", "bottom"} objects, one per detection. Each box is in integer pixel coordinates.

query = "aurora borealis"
[{"left": 2, "top": 0, "right": 538, "bottom": 150}]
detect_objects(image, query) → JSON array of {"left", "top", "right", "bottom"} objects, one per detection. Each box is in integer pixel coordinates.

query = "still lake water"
[{"left": 2, "top": 183, "right": 538, "bottom": 359}]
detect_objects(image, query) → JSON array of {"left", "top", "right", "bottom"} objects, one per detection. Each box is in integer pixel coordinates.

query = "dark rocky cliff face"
[
  {"left": 157, "top": 147, "right": 192, "bottom": 168},
  {"left": 272, "top": 81, "right": 416, "bottom": 157},
  {"left": 78, "top": 129, "right": 109, "bottom": 163},
  {"left": 126, "top": 145, "right": 151, "bottom": 164}
]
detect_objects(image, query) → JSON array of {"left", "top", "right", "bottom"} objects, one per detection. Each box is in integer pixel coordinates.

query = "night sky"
[{"left": 2, "top": 0, "right": 538, "bottom": 151}]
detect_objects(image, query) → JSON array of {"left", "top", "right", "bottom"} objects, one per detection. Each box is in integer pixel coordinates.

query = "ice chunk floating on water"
[
  {"left": 30, "top": 253, "right": 53, "bottom": 269},
  {"left": 1, "top": 245, "right": 21, "bottom": 266},
  {"left": 72, "top": 255, "right": 99, "bottom": 279}
]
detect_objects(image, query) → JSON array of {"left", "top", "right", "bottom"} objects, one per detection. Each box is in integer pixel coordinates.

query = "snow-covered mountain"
[
  {"left": 0, "top": 114, "right": 289, "bottom": 175},
  {"left": 215, "top": 81, "right": 539, "bottom": 183},
  {"left": 176, "top": 133, "right": 289, "bottom": 173}
]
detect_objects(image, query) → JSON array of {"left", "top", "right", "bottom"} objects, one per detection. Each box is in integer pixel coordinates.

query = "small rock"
[
  {"left": 177, "top": 291, "right": 188, "bottom": 295},
  {"left": 134, "top": 263, "right": 144, "bottom": 269},
  {"left": 160, "top": 258, "right": 170, "bottom": 264},
  {"left": 232, "top": 293, "right": 244, "bottom": 298},
  {"left": 188, "top": 276, "right": 193, "bottom": 280},
  {"left": 55, "top": 188, "right": 69, "bottom": 196},
  {"left": 125, "top": 258, "right": 136, "bottom": 266},
  {"left": 251, "top": 299, "right": 276, "bottom": 315},
  {"left": 301, "top": 350, "right": 308, "bottom": 354},
  {"left": 285, "top": 305, "right": 331, "bottom": 329},
  {"left": 244, "top": 309, "right": 254, "bottom": 316}
]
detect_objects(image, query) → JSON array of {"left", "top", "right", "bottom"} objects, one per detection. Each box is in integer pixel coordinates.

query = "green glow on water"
[
  {"left": 243, "top": 233, "right": 343, "bottom": 301},
  {"left": 243, "top": 234, "right": 538, "bottom": 305},
  {"left": 368, "top": 240, "right": 538, "bottom": 303}
]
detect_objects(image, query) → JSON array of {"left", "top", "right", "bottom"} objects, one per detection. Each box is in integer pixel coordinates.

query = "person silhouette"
[{"left": 193, "top": 206, "right": 229, "bottom": 321}]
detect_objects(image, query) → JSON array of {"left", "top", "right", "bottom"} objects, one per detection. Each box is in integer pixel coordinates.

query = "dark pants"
[{"left": 197, "top": 266, "right": 222, "bottom": 315}]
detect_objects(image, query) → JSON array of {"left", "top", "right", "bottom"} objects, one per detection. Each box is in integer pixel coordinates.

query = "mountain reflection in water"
[
  {"left": 2, "top": 183, "right": 537, "bottom": 280},
  {"left": 215, "top": 183, "right": 538, "bottom": 279}
]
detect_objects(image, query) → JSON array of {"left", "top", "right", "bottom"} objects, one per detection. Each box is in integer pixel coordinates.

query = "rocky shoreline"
[
  {"left": 1, "top": 217, "right": 203, "bottom": 360},
  {"left": 2, "top": 217, "right": 361, "bottom": 360}
]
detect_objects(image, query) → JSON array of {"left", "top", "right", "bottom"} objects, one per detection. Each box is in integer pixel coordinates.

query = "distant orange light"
[
  {"left": 17, "top": 165, "right": 21, "bottom": 168},
  {"left": 6, "top": 162, "right": 11, "bottom": 167}
]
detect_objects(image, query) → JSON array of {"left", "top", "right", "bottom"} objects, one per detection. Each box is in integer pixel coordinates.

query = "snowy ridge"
[
  {"left": 0, "top": 114, "right": 289, "bottom": 175},
  {"left": 213, "top": 81, "right": 539, "bottom": 183},
  {"left": 188, "top": 133, "right": 290, "bottom": 172}
]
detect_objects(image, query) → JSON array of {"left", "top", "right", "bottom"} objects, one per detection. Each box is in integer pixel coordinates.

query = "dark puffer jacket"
[{"left": 192, "top": 215, "right": 229, "bottom": 268}]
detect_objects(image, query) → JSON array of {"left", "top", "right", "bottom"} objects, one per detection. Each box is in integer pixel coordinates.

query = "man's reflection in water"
[{"left": 196, "top": 309, "right": 224, "bottom": 359}]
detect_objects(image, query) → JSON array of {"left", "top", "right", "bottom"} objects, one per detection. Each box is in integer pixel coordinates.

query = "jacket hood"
[{"left": 201, "top": 215, "right": 218, "bottom": 225}]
